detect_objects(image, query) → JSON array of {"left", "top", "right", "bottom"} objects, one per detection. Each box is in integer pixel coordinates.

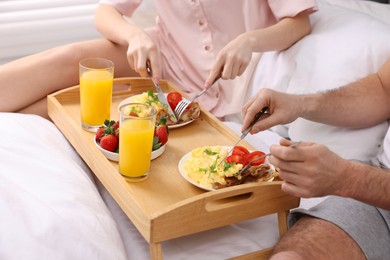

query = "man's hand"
[
  {"left": 269, "top": 139, "right": 351, "bottom": 198},
  {"left": 241, "top": 88, "right": 302, "bottom": 134}
]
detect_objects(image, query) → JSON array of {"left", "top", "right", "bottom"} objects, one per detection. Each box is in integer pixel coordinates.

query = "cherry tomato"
[
  {"left": 226, "top": 154, "right": 246, "bottom": 165},
  {"left": 232, "top": 146, "right": 250, "bottom": 157},
  {"left": 167, "top": 92, "right": 183, "bottom": 110},
  {"left": 244, "top": 151, "right": 266, "bottom": 166}
]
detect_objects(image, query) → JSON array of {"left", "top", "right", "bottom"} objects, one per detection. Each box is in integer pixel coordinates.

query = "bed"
[{"left": 1, "top": 0, "right": 390, "bottom": 259}]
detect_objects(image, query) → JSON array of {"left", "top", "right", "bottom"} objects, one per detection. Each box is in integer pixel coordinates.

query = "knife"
[
  {"left": 219, "top": 106, "right": 270, "bottom": 165},
  {"left": 146, "top": 62, "right": 178, "bottom": 123}
]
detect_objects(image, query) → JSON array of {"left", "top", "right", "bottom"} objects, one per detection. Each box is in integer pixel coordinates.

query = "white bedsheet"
[{"left": 0, "top": 113, "right": 126, "bottom": 260}]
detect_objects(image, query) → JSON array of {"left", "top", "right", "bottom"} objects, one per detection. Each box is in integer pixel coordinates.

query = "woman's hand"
[
  {"left": 126, "top": 30, "right": 159, "bottom": 78},
  {"left": 269, "top": 139, "right": 351, "bottom": 198},
  {"left": 204, "top": 33, "right": 253, "bottom": 88},
  {"left": 95, "top": 4, "right": 160, "bottom": 79}
]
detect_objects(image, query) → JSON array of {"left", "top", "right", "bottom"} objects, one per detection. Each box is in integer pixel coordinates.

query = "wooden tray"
[{"left": 48, "top": 77, "right": 299, "bottom": 260}]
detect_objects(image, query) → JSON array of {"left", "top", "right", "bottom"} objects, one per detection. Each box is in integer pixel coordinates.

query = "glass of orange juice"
[
  {"left": 79, "top": 58, "right": 114, "bottom": 132},
  {"left": 119, "top": 103, "right": 157, "bottom": 182}
]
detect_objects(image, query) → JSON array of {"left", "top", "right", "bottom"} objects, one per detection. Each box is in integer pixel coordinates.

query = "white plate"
[
  {"left": 118, "top": 94, "right": 195, "bottom": 128},
  {"left": 94, "top": 138, "right": 165, "bottom": 162},
  {"left": 178, "top": 152, "right": 214, "bottom": 191},
  {"left": 178, "top": 146, "right": 274, "bottom": 191}
]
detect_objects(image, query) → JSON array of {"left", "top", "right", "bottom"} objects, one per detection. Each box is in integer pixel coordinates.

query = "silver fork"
[{"left": 174, "top": 74, "right": 221, "bottom": 120}]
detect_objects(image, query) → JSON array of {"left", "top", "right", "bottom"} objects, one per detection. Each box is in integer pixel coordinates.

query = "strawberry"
[
  {"left": 100, "top": 135, "right": 119, "bottom": 152},
  {"left": 95, "top": 127, "right": 105, "bottom": 142},
  {"left": 113, "top": 121, "right": 120, "bottom": 138},
  {"left": 113, "top": 121, "right": 119, "bottom": 131},
  {"left": 114, "top": 127, "right": 120, "bottom": 139},
  {"left": 95, "top": 119, "right": 118, "bottom": 140},
  {"left": 154, "top": 116, "right": 169, "bottom": 147},
  {"left": 154, "top": 124, "right": 168, "bottom": 145}
]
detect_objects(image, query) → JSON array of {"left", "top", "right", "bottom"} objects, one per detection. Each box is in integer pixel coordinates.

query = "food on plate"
[
  {"left": 212, "top": 164, "right": 275, "bottom": 189},
  {"left": 182, "top": 146, "right": 276, "bottom": 190},
  {"left": 95, "top": 117, "right": 169, "bottom": 154},
  {"left": 131, "top": 90, "right": 200, "bottom": 124}
]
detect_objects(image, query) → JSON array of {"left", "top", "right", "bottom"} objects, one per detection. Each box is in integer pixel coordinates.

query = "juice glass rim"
[
  {"left": 119, "top": 102, "right": 157, "bottom": 120},
  {"left": 79, "top": 57, "right": 114, "bottom": 70}
]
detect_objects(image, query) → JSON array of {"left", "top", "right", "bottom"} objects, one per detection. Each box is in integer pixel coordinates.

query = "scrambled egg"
[
  {"left": 183, "top": 146, "right": 243, "bottom": 189},
  {"left": 123, "top": 103, "right": 155, "bottom": 118},
  {"left": 131, "top": 91, "right": 166, "bottom": 115}
]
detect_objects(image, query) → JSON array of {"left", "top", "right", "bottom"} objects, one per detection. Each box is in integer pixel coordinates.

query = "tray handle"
[{"left": 150, "top": 181, "right": 299, "bottom": 242}]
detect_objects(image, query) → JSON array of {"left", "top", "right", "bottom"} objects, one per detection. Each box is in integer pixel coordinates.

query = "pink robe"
[{"left": 100, "top": 0, "right": 317, "bottom": 118}]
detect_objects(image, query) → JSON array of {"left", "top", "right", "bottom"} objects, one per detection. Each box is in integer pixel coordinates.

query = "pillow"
[
  {"left": 0, "top": 113, "right": 127, "bottom": 259},
  {"left": 324, "top": 0, "right": 390, "bottom": 25},
  {"left": 248, "top": 0, "right": 390, "bottom": 161}
]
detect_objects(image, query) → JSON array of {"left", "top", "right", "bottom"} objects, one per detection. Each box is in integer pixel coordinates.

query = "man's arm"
[
  {"left": 341, "top": 160, "right": 390, "bottom": 209},
  {"left": 301, "top": 58, "right": 390, "bottom": 128},
  {"left": 242, "top": 58, "right": 390, "bottom": 133},
  {"left": 270, "top": 139, "right": 390, "bottom": 210}
]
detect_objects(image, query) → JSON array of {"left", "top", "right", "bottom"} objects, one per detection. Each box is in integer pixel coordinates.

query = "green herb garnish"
[
  {"left": 204, "top": 149, "right": 218, "bottom": 156},
  {"left": 223, "top": 162, "right": 234, "bottom": 172},
  {"left": 146, "top": 90, "right": 159, "bottom": 104}
]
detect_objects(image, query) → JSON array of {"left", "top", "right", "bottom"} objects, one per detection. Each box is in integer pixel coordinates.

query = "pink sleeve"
[
  {"left": 99, "top": 0, "right": 142, "bottom": 17},
  {"left": 268, "top": 0, "right": 318, "bottom": 20}
]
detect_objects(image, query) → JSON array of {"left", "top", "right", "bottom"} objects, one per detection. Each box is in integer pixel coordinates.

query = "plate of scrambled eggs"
[
  {"left": 118, "top": 92, "right": 198, "bottom": 128},
  {"left": 178, "top": 146, "right": 245, "bottom": 191}
]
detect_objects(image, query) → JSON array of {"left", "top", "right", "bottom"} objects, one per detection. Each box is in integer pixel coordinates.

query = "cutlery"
[
  {"left": 146, "top": 62, "right": 178, "bottom": 123},
  {"left": 219, "top": 107, "right": 270, "bottom": 165},
  {"left": 174, "top": 73, "right": 221, "bottom": 120},
  {"left": 236, "top": 141, "right": 301, "bottom": 176}
]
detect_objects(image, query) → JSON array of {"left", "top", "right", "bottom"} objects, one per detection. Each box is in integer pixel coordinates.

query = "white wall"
[
  {"left": 0, "top": 0, "right": 100, "bottom": 64},
  {"left": 0, "top": 0, "right": 156, "bottom": 65}
]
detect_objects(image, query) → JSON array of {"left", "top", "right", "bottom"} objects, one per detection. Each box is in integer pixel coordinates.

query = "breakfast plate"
[
  {"left": 178, "top": 146, "right": 275, "bottom": 191},
  {"left": 94, "top": 138, "right": 165, "bottom": 162},
  {"left": 178, "top": 146, "right": 231, "bottom": 191},
  {"left": 118, "top": 93, "right": 195, "bottom": 129}
]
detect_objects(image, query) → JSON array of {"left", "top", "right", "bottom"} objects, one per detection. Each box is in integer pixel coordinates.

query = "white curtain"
[{"left": 0, "top": 0, "right": 100, "bottom": 64}]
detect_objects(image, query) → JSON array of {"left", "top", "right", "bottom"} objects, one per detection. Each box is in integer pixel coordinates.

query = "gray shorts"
[{"left": 288, "top": 196, "right": 390, "bottom": 259}]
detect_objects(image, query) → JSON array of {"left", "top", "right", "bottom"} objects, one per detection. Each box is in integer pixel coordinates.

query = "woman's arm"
[
  {"left": 246, "top": 11, "right": 312, "bottom": 53},
  {"left": 95, "top": 4, "right": 159, "bottom": 77},
  {"left": 206, "top": 11, "right": 312, "bottom": 84}
]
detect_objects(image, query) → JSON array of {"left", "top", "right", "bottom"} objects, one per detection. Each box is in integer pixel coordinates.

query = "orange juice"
[
  {"left": 119, "top": 119, "right": 155, "bottom": 180},
  {"left": 79, "top": 58, "right": 114, "bottom": 132},
  {"left": 80, "top": 70, "right": 113, "bottom": 128}
]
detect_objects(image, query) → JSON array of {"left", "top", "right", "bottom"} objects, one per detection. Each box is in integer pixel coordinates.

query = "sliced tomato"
[
  {"left": 167, "top": 91, "right": 183, "bottom": 110},
  {"left": 129, "top": 112, "right": 139, "bottom": 117},
  {"left": 244, "top": 151, "right": 266, "bottom": 166},
  {"left": 232, "top": 146, "right": 250, "bottom": 157},
  {"left": 226, "top": 154, "right": 246, "bottom": 165}
]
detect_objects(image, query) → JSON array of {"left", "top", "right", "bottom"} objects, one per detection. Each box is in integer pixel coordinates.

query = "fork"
[{"left": 174, "top": 74, "right": 221, "bottom": 120}]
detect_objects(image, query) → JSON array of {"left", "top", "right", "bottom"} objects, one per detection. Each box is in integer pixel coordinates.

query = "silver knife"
[
  {"left": 146, "top": 62, "right": 178, "bottom": 123},
  {"left": 219, "top": 107, "right": 270, "bottom": 165}
]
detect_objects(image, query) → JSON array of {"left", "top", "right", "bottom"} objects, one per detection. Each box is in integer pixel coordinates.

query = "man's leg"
[{"left": 270, "top": 216, "right": 365, "bottom": 260}]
